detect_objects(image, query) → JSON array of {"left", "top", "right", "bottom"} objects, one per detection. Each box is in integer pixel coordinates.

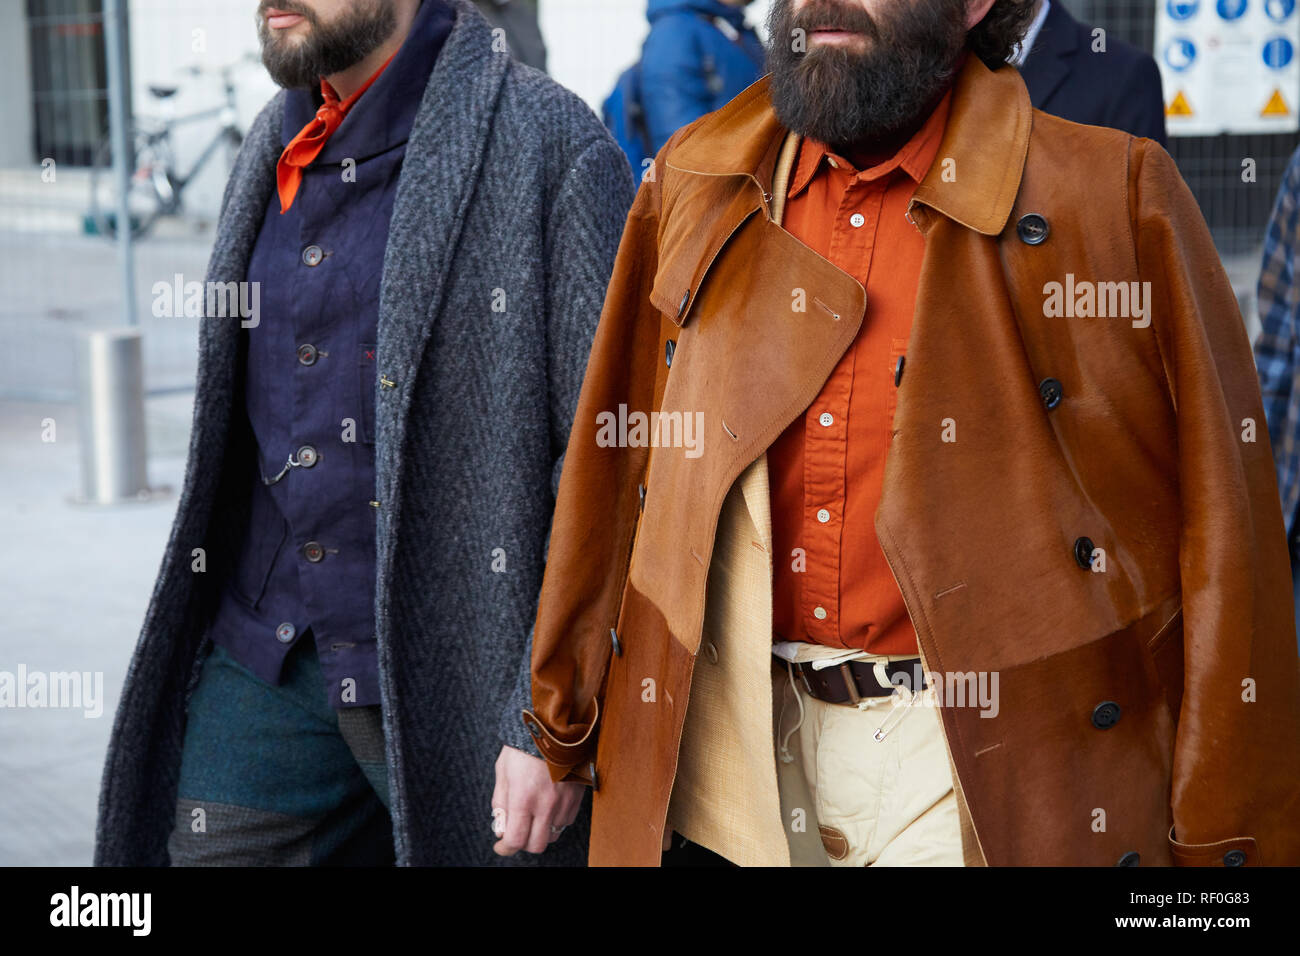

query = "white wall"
[{"left": 0, "top": 2, "right": 35, "bottom": 168}]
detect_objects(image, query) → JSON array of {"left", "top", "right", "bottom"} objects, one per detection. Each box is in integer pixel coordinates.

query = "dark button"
[
  {"left": 1223, "top": 849, "right": 1246, "bottom": 867},
  {"left": 1016, "top": 213, "right": 1049, "bottom": 245},
  {"left": 588, "top": 762, "right": 600, "bottom": 792},
  {"left": 894, "top": 355, "right": 905, "bottom": 387},
  {"left": 677, "top": 289, "right": 690, "bottom": 317},
  {"left": 296, "top": 343, "right": 318, "bottom": 366},
  {"left": 1039, "top": 377, "right": 1063, "bottom": 409},
  {"left": 1074, "top": 536, "right": 1095, "bottom": 569},
  {"left": 302, "top": 541, "right": 325, "bottom": 563},
  {"left": 1116, "top": 851, "right": 1140, "bottom": 867},
  {"left": 524, "top": 716, "right": 542, "bottom": 738},
  {"left": 665, "top": 339, "right": 676, "bottom": 367},
  {"left": 275, "top": 622, "right": 296, "bottom": 644},
  {"left": 638, "top": 483, "right": 646, "bottom": 509},
  {"left": 296, "top": 444, "right": 318, "bottom": 468},
  {"left": 610, "top": 627, "right": 622, "bottom": 657},
  {"left": 1091, "top": 700, "right": 1121, "bottom": 729},
  {"left": 302, "top": 244, "right": 324, "bottom": 267}
]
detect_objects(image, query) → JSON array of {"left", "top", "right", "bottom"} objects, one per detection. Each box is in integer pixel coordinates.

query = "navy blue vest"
[{"left": 209, "top": 0, "right": 453, "bottom": 709}]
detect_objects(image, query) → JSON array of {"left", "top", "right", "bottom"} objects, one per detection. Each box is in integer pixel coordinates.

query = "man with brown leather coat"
[{"left": 516, "top": 0, "right": 1300, "bottom": 866}]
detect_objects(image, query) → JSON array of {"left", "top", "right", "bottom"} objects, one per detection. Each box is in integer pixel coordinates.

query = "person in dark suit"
[{"left": 1014, "top": 0, "right": 1166, "bottom": 145}]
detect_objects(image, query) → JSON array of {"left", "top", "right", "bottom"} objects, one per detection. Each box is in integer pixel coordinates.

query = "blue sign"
[
  {"left": 1266, "top": 0, "right": 1295, "bottom": 21},
  {"left": 1217, "top": 0, "right": 1248, "bottom": 20},
  {"left": 1167, "top": 0, "right": 1200, "bottom": 18},
  {"left": 1264, "top": 35, "right": 1295, "bottom": 68},
  {"left": 1165, "top": 37, "right": 1198, "bottom": 70}
]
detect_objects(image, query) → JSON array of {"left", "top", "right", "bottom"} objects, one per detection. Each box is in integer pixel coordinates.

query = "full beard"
[
  {"left": 766, "top": 0, "right": 969, "bottom": 154},
  {"left": 257, "top": 0, "right": 398, "bottom": 90}
]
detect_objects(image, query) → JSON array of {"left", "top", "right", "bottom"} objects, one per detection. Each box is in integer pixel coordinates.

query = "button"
[
  {"left": 275, "top": 622, "right": 296, "bottom": 643},
  {"left": 297, "top": 343, "right": 318, "bottom": 366},
  {"left": 827, "top": 157, "right": 839, "bottom": 169},
  {"left": 816, "top": 508, "right": 830, "bottom": 523},
  {"left": 1091, "top": 700, "right": 1121, "bottom": 729},
  {"left": 524, "top": 717, "right": 542, "bottom": 738},
  {"left": 813, "top": 606, "right": 828, "bottom": 620},
  {"left": 1039, "top": 377, "right": 1063, "bottom": 409},
  {"left": 296, "top": 444, "right": 319, "bottom": 468},
  {"left": 303, "top": 541, "right": 325, "bottom": 563},
  {"left": 849, "top": 212, "right": 866, "bottom": 228},
  {"left": 588, "top": 762, "right": 600, "bottom": 792},
  {"left": 704, "top": 641, "right": 719, "bottom": 664},
  {"left": 1074, "top": 536, "right": 1095, "bottom": 569},
  {"left": 677, "top": 289, "right": 690, "bottom": 317},
  {"left": 665, "top": 339, "right": 676, "bottom": 367},
  {"left": 302, "top": 244, "right": 324, "bottom": 266},
  {"left": 1016, "top": 213, "right": 1049, "bottom": 245},
  {"left": 1223, "top": 849, "right": 1246, "bottom": 867},
  {"left": 609, "top": 627, "right": 622, "bottom": 657},
  {"left": 818, "top": 412, "right": 834, "bottom": 427},
  {"left": 1116, "top": 851, "right": 1140, "bottom": 867},
  {"left": 894, "top": 355, "right": 905, "bottom": 387}
]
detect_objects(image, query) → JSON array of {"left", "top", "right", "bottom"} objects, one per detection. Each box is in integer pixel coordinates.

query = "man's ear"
[{"left": 964, "top": 0, "right": 1001, "bottom": 30}]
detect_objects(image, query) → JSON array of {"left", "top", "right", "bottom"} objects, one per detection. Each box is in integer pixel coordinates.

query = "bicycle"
[{"left": 88, "top": 54, "right": 257, "bottom": 239}]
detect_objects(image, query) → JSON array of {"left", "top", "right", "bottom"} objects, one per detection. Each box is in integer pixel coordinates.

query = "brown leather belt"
[{"left": 790, "top": 657, "right": 925, "bottom": 705}]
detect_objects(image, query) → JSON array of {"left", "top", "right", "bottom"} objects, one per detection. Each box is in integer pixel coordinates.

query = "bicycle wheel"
[{"left": 87, "top": 126, "right": 176, "bottom": 239}]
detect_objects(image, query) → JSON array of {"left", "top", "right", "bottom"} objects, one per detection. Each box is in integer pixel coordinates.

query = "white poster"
[{"left": 1155, "top": 0, "right": 1300, "bottom": 135}]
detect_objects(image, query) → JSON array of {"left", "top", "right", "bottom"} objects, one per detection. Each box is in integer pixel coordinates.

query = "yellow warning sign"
[
  {"left": 1262, "top": 88, "right": 1291, "bottom": 117},
  {"left": 1166, "top": 90, "right": 1194, "bottom": 117}
]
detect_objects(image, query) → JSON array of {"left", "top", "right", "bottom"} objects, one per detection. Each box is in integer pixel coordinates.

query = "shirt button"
[
  {"left": 303, "top": 540, "right": 325, "bottom": 563},
  {"left": 275, "top": 622, "right": 296, "bottom": 643},
  {"left": 302, "top": 244, "right": 324, "bottom": 267},
  {"left": 818, "top": 412, "right": 834, "bottom": 427},
  {"left": 296, "top": 444, "right": 319, "bottom": 468},
  {"left": 849, "top": 213, "right": 865, "bottom": 228},
  {"left": 297, "top": 343, "right": 318, "bottom": 366},
  {"left": 813, "top": 606, "right": 828, "bottom": 620},
  {"left": 827, "top": 157, "right": 839, "bottom": 169},
  {"left": 816, "top": 508, "right": 831, "bottom": 523}
]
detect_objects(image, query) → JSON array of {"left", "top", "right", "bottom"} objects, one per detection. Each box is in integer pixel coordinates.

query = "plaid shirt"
[{"left": 1255, "top": 144, "right": 1300, "bottom": 545}]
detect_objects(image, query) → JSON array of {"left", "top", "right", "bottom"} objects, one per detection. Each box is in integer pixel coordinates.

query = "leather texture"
[{"left": 526, "top": 55, "right": 1300, "bottom": 866}]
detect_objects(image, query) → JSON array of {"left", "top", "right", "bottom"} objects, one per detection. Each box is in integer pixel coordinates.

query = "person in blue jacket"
[{"left": 624, "top": 0, "right": 766, "bottom": 164}]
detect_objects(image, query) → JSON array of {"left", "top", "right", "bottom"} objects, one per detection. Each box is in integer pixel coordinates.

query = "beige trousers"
[{"left": 774, "top": 642, "right": 965, "bottom": 867}]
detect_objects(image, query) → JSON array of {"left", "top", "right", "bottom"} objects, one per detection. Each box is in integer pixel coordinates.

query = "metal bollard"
[{"left": 75, "top": 328, "right": 152, "bottom": 504}]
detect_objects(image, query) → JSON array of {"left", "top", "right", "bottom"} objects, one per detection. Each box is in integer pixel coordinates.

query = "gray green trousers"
[{"left": 167, "top": 636, "right": 394, "bottom": 866}]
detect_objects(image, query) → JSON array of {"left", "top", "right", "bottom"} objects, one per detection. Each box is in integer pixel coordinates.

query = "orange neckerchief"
[{"left": 275, "top": 50, "right": 397, "bottom": 214}]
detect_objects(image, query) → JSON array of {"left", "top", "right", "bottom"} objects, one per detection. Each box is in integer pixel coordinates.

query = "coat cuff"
[
  {"left": 1169, "top": 827, "right": 1258, "bottom": 866},
  {"left": 520, "top": 700, "right": 600, "bottom": 784}
]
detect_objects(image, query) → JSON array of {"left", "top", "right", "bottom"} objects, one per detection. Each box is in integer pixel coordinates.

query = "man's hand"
[{"left": 492, "top": 744, "right": 584, "bottom": 856}]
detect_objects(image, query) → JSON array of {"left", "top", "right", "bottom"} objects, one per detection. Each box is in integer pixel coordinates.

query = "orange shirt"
[{"left": 769, "top": 90, "right": 952, "bottom": 654}]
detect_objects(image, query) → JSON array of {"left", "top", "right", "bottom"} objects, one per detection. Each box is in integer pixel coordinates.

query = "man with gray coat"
[{"left": 94, "top": 0, "right": 633, "bottom": 865}]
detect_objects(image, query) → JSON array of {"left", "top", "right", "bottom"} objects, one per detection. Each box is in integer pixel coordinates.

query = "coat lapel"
[
  {"left": 373, "top": 1, "right": 509, "bottom": 509},
  {"left": 1018, "top": 0, "right": 1079, "bottom": 111}
]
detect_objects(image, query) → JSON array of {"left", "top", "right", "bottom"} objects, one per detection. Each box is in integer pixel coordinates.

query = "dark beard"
[
  {"left": 257, "top": 0, "right": 398, "bottom": 90},
  {"left": 766, "top": 0, "right": 968, "bottom": 154}
]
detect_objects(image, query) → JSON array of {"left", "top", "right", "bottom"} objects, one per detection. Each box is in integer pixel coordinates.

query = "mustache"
[{"left": 790, "top": 0, "right": 881, "bottom": 41}]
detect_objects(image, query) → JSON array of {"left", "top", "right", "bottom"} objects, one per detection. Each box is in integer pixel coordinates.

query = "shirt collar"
[{"left": 787, "top": 85, "right": 955, "bottom": 201}]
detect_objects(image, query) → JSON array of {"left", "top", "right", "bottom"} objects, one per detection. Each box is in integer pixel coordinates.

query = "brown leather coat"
[{"left": 524, "top": 56, "right": 1300, "bottom": 866}]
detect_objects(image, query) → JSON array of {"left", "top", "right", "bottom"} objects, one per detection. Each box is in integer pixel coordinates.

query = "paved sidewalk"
[{"left": 0, "top": 392, "right": 193, "bottom": 865}]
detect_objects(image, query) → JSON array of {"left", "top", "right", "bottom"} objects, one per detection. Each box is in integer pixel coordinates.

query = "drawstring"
[{"left": 778, "top": 661, "right": 806, "bottom": 764}]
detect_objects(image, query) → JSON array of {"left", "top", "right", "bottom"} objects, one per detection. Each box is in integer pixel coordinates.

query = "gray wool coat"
[{"left": 95, "top": 0, "right": 634, "bottom": 866}]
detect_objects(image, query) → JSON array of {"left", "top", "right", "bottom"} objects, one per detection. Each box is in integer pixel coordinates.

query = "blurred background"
[{"left": 0, "top": 0, "right": 1296, "bottom": 865}]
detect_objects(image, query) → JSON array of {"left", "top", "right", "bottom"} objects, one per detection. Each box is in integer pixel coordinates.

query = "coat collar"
[
  {"left": 666, "top": 54, "right": 1032, "bottom": 237},
  {"left": 1017, "top": 0, "right": 1080, "bottom": 109}
]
